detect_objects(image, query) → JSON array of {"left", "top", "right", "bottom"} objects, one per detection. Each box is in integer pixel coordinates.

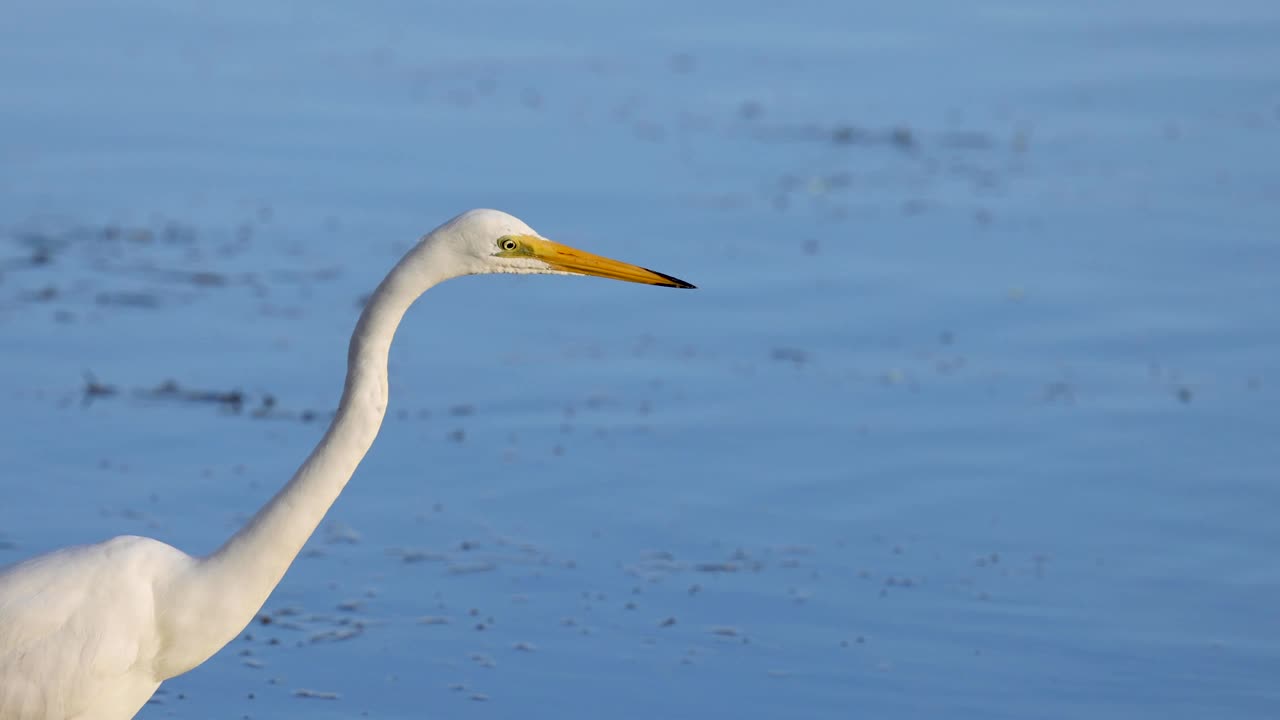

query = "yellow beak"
[{"left": 519, "top": 236, "right": 696, "bottom": 289}]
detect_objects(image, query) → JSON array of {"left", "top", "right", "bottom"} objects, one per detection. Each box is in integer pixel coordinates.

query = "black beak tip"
[{"left": 647, "top": 268, "right": 697, "bottom": 289}]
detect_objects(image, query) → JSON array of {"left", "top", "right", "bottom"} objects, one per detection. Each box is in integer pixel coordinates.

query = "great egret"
[{"left": 0, "top": 209, "right": 694, "bottom": 719}]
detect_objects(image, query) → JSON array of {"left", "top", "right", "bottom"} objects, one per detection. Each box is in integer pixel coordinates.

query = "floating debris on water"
[
  {"left": 447, "top": 561, "right": 497, "bottom": 575},
  {"left": 293, "top": 689, "right": 340, "bottom": 700}
]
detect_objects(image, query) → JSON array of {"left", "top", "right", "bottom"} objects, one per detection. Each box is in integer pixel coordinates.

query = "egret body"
[{"left": 0, "top": 209, "right": 693, "bottom": 719}]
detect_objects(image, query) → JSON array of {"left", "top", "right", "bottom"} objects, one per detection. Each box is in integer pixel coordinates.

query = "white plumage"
[{"left": 0, "top": 209, "right": 692, "bottom": 719}]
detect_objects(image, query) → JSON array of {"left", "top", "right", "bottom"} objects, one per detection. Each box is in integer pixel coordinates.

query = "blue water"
[{"left": 2, "top": 1, "right": 1278, "bottom": 718}]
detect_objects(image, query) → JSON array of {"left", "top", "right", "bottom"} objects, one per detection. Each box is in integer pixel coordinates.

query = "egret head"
[{"left": 433, "top": 208, "right": 695, "bottom": 289}]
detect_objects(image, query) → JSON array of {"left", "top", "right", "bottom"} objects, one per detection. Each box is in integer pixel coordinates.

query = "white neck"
[{"left": 154, "top": 240, "right": 452, "bottom": 678}]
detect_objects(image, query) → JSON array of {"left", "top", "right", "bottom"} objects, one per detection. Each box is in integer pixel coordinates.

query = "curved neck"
[{"left": 156, "top": 243, "right": 449, "bottom": 678}]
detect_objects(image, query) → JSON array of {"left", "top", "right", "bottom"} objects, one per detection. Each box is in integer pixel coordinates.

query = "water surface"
[{"left": 1, "top": 1, "right": 1278, "bottom": 718}]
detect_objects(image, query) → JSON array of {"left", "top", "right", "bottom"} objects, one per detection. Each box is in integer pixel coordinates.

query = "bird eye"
[{"left": 500, "top": 238, "right": 519, "bottom": 252}]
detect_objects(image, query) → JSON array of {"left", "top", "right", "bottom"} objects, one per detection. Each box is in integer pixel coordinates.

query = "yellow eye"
[{"left": 499, "top": 237, "right": 519, "bottom": 252}]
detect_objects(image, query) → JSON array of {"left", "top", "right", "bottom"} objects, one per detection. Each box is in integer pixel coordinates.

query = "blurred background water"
[{"left": 1, "top": 1, "right": 1278, "bottom": 718}]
